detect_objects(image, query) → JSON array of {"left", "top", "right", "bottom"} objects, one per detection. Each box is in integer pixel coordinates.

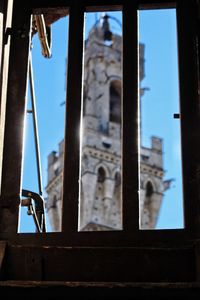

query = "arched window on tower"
[
  {"left": 146, "top": 181, "right": 154, "bottom": 199},
  {"left": 110, "top": 80, "right": 121, "bottom": 123},
  {"left": 47, "top": 194, "right": 61, "bottom": 232},
  {"left": 97, "top": 166, "right": 106, "bottom": 183},
  {"left": 92, "top": 166, "right": 106, "bottom": 225},
  {"left": 114, "top": 171, "right": 121, "bottom": 188},
  {"left": 113, "top": 171, "right": 122, "bottom": 229}
]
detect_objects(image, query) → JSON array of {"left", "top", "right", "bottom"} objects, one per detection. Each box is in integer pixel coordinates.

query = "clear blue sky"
[
  {"left": 139, "top": 9, "right": 183, "bottom": 229},
  {"left": 19, "top": 9, "right": 184, "bottom": 232}
]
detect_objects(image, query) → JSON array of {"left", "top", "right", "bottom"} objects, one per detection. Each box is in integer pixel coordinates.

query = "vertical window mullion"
[
  {"left": 0, "top": 3, "right": 31, "bottom": 233},
  {"left": 62, "top": 3, "right": 84, "bottom": 235},
  {"left": 176, "top": 0, "right": 200, "bottom": 236},
  {"left": 122, "top": 2, "right": 139, "bottom": 235}
]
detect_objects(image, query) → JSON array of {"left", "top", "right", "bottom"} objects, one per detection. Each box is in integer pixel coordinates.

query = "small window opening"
[
  {"left": 110, "top": 81, "right": 121, "bottom": 123},
  {"left": 98, "top": 167, "right": 106, "bottom": 183},
  {"left": 145, "top": 181, "right": 153, "bottom": 200}
]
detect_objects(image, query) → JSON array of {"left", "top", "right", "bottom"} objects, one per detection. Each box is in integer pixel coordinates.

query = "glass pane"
[
  {"left": 139, "top": 9, "right": 184, "bottom": 229},
  {"left": 78, "top": 11, "right": 123, "bottom": 231},
  {"left": 19, "top": 12, "right": 68, "bottom": 232}
]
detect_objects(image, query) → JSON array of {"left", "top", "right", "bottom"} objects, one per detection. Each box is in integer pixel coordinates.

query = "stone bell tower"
[
  {"left": 78, "top": 15, "right": 123, "bottom": 231},
  {"left": 46, "top": 14, "right": 168, "bottom": 231}
]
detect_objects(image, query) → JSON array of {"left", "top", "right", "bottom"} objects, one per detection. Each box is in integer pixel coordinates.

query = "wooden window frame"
[{"left": 0, "top": 0, "right": 199, "bottom": 248}]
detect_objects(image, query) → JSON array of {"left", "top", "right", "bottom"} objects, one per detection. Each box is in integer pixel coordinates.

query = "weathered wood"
[
  {"left": 122, "top": 1, "right": 139, "bottom": 234},
  {"left": 176, "top": 0, "right": 200, "bottom": 236},
  {"left": 195, "top": 241, "right": 200, "bottom": 282},
  {"left": 0, "top": 1, "right": 13, "bottom": 194},
  {"left": 1, "top": 281, "right": 200, "bottom": 300},
  {"left": 0, "top": 240, "right": 6, "bottom": 279},
  {"left": 62, "top": 2, "right": 84, "bottom": 234},
  {"left": 4, "top": 245, "right": 195, "bottom": 282},
  {"left": 0, "top": 2, "right": 31, "bottom": 232}
]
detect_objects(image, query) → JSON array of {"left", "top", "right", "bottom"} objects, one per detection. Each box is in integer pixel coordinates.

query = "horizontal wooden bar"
[
  {"left": 15, "top": 0, "right": 176, "bottom": 11},
  {"left": 4, "top": 244, "right": 195, "bottom": 282}
]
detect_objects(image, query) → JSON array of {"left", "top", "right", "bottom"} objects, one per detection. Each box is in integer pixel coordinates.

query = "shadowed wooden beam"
[
  {"left": 0, "top": 241, "right": 6, "bottom": 279},
  {"left": 0, "top": 2, "right": 31, "bottom": 233}
]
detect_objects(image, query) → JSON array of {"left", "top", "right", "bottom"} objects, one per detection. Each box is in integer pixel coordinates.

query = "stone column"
[
  {"left": 79, "top": 172, "right": 97, "bottom": 230},
  {"left": 103, "top": 178, "right": 115, "bottom": 225}
]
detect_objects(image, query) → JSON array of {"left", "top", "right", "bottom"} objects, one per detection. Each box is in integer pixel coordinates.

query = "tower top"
[{"left": 100, "top": 13, "right": 113, "bottom": 41}]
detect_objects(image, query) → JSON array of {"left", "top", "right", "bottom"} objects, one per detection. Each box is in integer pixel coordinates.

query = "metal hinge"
[{"left": 4, "top": 27, "right": 12, "bottom": 44}]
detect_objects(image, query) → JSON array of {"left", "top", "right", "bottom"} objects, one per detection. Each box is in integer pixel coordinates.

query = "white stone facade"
[{"left": 46, "top": 15, "right": 166, "bottom": 231}]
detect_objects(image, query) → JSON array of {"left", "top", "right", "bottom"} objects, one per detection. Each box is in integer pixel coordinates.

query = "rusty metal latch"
[
  {"left": 21, "top": 189, "right": 46, "bottom": 233},
  {"left": 173, "top": 113, "right": 180, "bottom": 119}
]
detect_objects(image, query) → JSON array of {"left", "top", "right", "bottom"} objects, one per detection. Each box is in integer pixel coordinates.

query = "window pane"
[
  {"left": 19, "top": 12, "right": 68, "bottom": 232},
  {"left": 78, "top": 11, "right": 123, "bottom": 231},
  {"left": 138, "top": 9, "right": 184, "bottom": 229}
]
